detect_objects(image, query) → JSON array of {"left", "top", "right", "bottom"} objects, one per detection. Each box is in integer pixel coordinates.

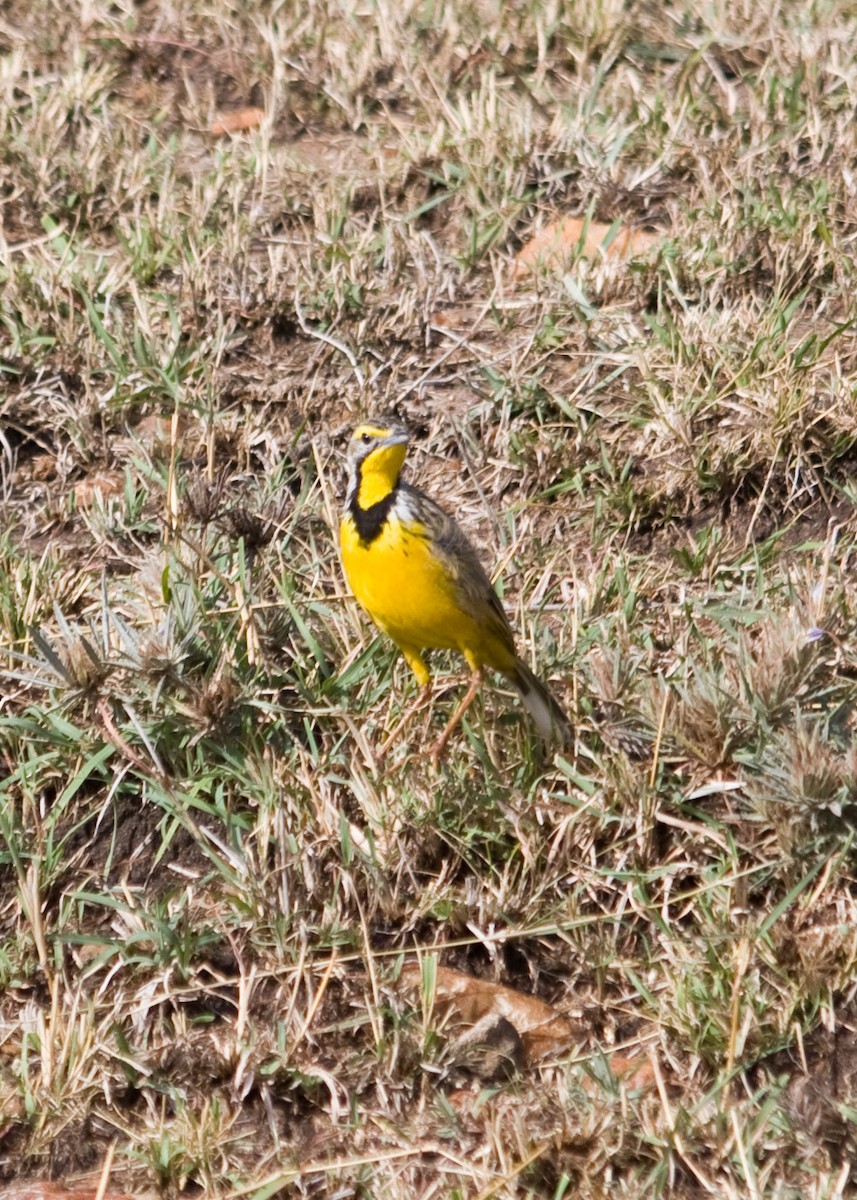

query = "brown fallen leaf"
[
  {"left": 513, "top": 215, "right": 661, "bottom": 278},
  {"left": 210, "top": 107, "right": 265, "bottom": 136},
  {"left": 129, "top": 413, "right": 187, "bottom": 455},
  {"left": 579, "top": 1044, "right": 658, "bottom": 1095},
  {"left": 399, "top": 964, "right": 659, "bottom": 1092},
  {"left": 398, "top": 963, "right": 578, "bottom": 1063},
  {"left": 27, "top": 453, "right": 58, "bottom": 482},
  {"left": 72, "top": 472, "right": 124, "bottom": 507}
]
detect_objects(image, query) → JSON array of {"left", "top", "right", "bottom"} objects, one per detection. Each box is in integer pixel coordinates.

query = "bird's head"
[{"left": 346, "top": 418, "right": 410, "bottom": 508}]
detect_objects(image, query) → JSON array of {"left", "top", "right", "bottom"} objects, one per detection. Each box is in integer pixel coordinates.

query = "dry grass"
[{"left": 3, "top": 0, "right": 857, "bottom": 1196}]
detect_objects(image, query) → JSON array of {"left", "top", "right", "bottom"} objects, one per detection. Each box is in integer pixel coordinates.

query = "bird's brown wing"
[{"left": 403, "top": 484, "right": 516, "bottom": 651}]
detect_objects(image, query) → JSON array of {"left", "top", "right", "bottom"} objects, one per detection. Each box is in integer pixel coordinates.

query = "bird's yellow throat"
[{"left": 356, "top": 441, "right": 407, "bottom": 509}]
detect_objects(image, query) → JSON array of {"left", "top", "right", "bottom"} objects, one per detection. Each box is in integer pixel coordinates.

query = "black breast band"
[{"left": 350, "top": 489, "right": 396, "bottom": 545}]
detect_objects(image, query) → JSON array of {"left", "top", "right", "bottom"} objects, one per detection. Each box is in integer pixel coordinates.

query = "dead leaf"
[
  {"left": 210, "top": 107, "right": 265, "bottom": 136},
  {"left": 398, "top": 964, "right": 660, "bottom": 1092},
  {"left": 27, "top": 453, "right": 58, "bottom": 482},
  {"left": 130, "top": 414, "right": 182, "bottom": 454},
  {"left": 72, "top": 472, "right": 124, "bottom": 507},
  {"left": 581, "top": 1045, "right": 657, "bottom": 1094},
  {"left": 513, "top": 216, "right": 661, "bottom": 278},
  {"left": 398, "top": 964, "right": 578, "bottom": 1063}
]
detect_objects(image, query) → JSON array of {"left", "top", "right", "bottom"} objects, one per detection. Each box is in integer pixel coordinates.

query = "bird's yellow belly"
[{"left": 341, "top": 514, "right": 481, "bottom": 653}]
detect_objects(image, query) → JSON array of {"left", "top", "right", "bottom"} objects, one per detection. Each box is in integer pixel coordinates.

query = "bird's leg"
[
  {"left": 377, "top": 683, "right": 432, "bottom": 758},
  {"left": 429, "top": 667, "right": 485, "bottom": 770}
]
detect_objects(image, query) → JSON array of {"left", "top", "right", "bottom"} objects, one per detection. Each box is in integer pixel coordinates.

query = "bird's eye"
[{"left": 360, "top": 433, "right": 372, "bottom": 445}]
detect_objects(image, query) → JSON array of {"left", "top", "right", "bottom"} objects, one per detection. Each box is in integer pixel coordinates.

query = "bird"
[{"left": 339, "top": 416, "right": 573, "bottom": 765}]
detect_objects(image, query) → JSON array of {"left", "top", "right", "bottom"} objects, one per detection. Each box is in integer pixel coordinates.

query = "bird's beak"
[{"left": 382, "top": 429, "right": 409, "bottom": 448}]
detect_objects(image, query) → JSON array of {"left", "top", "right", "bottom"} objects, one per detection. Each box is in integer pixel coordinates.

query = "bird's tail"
[{"left": 505, "top": 658, "right": 573, "bottom": 747}]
